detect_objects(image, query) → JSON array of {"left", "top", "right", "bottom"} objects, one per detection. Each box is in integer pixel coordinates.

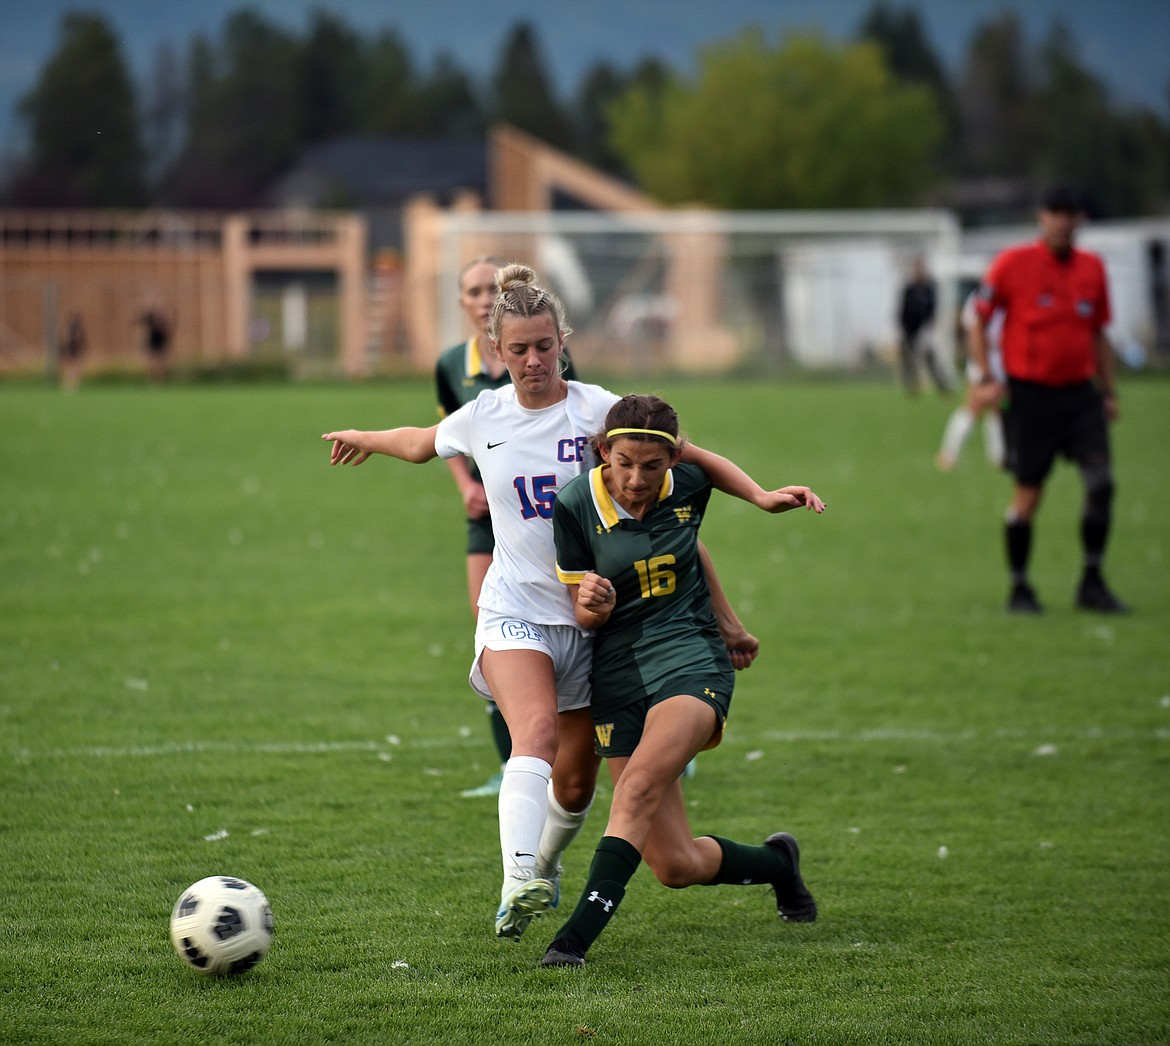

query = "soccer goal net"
[{"left": 435, "top": 209, "right": 962, "bottom": 376}]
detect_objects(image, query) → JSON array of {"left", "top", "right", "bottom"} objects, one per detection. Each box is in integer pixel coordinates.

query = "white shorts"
[{"left": 470, "top": 610, "right": 593, "bottom": 712}]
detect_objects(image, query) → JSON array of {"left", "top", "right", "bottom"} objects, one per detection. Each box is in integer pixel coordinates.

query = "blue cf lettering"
[{"left": 557, "top": 437, "right": 589, "bottom": 463}]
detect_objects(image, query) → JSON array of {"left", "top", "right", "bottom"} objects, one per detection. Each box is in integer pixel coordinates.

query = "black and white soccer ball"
[{"left": 170, "top": 875, "right": 274, "bottom": 975}]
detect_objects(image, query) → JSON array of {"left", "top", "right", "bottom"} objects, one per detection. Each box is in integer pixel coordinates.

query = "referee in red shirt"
[{"left": 968, "top": 185, "right": 1127, "bottom": 614}]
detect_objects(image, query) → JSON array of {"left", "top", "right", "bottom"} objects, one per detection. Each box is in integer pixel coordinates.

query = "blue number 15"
[{"left": 513, "top": 475, "right": 556, "bottom": 519}]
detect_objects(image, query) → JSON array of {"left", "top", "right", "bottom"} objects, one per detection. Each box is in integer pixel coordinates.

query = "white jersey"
[{"left": 434, "top": 381, "right": 619, "bottom": 625}]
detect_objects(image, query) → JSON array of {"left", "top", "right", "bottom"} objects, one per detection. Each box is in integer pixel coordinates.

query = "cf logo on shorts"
[
  {"left": 595, "top": 723, "right": 614, "bottom": 749},
  {"left": 501, "top": 620, "right": 544, "bottom": 642}
]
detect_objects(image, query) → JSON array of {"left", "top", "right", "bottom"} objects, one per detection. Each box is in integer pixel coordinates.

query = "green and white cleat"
[
  {"left": 535, "top": 863, "right": 562, "bottom": 909},
  {"left": 495, "top": 878, "right": 555, "bottom": 941}
]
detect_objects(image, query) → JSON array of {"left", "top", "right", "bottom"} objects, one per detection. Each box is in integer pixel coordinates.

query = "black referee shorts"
[{"left": 1003, "top": 378, "right": 1111, "bottom": 486}]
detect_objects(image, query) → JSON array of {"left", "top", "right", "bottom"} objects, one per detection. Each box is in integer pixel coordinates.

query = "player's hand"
[
  {"left": 464, "top": 481, "right": 490, "bottom": 519},
  {"left": 755, "top": 486, "right": 826, "bottom": 514},
  {"left": 723, "top": 628, "right": 760, "bottom": 670},
  {"left": 322, "top": 430, "right": 371, "bottom": 466},
  {"left": 577, "top": 572, "right": 617, "bottom": 615},
  {"left": 969, "top": 380, "right": 1004, "bottom": 411}
]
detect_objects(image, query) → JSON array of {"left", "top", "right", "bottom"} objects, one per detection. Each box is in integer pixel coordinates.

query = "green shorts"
[
  {"left": 592, "top": 672, "right": 733, "bottom": 758},
  {"left": 466, "top": 516, "right": 495, "bottom": 556}
]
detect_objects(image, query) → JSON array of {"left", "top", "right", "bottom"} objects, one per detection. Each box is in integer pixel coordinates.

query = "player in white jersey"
[
  {"left": 935, "top": 291, "right": 1006, "bottom": 471},
  {"left": 324, "top": 263, "right": 803, "bottom": 944},
  {"left": 435, "top": 379, "right": 617, "bottom": 633}
]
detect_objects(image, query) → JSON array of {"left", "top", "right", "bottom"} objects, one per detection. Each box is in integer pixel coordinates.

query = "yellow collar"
[
  {"left": 464, "top": 336, "right": 484, "bottom": 378},
  {"left": 589, "top": 464, "right": 674, "bottom": 531}
]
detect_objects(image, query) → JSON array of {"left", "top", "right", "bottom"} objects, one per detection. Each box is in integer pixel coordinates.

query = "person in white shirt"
[
  {"left": 935, "top": 291, "right": 1005, "bottom": 471},
  {"left": 323, "top": 263, "right": 803, "bottom": 944}
]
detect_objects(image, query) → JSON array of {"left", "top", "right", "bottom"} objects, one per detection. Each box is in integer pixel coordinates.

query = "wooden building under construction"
[{"left": 0, "top": 125, "right": 658, "bottom": 379}]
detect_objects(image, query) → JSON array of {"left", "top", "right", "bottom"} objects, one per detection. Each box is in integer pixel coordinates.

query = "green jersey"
[
  {"left": 435, "top": 338, "right": 510, "bottom": 483},
  {"left": 553, "top": 461, "right": 730, "bottom": 715}
]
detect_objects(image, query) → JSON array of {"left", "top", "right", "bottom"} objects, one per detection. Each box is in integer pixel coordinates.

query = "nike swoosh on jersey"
[{"left": 487, "top": 440, "right": 508, "bottom": 449}]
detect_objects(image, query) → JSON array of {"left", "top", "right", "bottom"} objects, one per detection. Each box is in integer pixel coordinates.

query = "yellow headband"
[{"left": 606, "top": 427, "right": 677, "bottom": 446}]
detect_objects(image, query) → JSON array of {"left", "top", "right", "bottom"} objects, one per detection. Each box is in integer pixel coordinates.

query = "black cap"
[{"left": 1041, "top": 184, "right": 1083, "bottom": 213}]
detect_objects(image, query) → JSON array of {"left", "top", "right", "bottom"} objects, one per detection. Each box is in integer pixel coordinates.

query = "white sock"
[
  {"left": 536, "top": 781, "right": 593, "bottom": 880},
  {"left": 984, "top": 413, "right": 1005, "bottom": 467},
  {"left": 939, "top": 407, "right": 975, "bottom": 463},
  {"left": 498, "top": 756, "right": 551, "bottom": 897}
]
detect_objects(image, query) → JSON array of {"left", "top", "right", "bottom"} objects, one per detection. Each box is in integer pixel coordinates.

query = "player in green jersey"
[{"left": 542, "top": 394, "right": 826, "bottom": 968}]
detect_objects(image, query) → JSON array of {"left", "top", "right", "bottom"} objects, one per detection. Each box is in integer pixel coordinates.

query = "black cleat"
[
  {"left": 541, "top": 936, "right": 586, "bottom": 968},
  {"left": 1075, "top": 576, "right": 1129, "bottom": 614},
  {"left": 764, "top": 832, "right": 817, "bottom": 923},
  {"left": 1006, "top": 582, "right": 1044, "bottom": 614}
]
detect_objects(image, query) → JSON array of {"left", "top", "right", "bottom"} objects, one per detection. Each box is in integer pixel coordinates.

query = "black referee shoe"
[
  {"left": 1075, "top": 576, "right": 1129, "bottom": 614},
  {"left": 541, "top": 936, "right": 586, "bottom": 968},
  {"left": 1007, "top": 582, "right": 1044, "bottom": 614},
  {"left": 764, "top": 832, "right": 818, "bottom": 923}
]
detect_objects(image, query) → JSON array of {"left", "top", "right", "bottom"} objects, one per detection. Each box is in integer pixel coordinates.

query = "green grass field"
[{"left": 2, "top": 376, "right": 1167, "bottom": 1045}]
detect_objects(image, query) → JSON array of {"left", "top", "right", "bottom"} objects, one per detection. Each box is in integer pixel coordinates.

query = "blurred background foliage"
[{"left": 3, "top": 3, "right": 1168, "bottom": 220}]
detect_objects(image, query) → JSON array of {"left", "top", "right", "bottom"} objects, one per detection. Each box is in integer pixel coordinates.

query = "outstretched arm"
[
  {"left": 698, "top": 541, "right": 758, "bottom": 670},
  {"left": 322, "top": 426, "right": 439, "bottom": 466},
  {"left": 681, "top": 443, "right": 826, "bottom": 514}
]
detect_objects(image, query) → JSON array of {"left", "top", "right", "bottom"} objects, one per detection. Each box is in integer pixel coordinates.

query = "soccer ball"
[{"left": 170, "top": 875, "right": 274, "bottom": 975}]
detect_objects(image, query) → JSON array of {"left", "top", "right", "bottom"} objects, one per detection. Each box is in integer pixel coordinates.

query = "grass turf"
[{"left": 1, "top": 376, "right": 1167, "bottom": 1044}]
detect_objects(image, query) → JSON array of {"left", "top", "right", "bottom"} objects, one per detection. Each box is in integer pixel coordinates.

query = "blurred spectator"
[
  {"left": 898, "top": 257, "right": 949, "bottom": 395},
  {"left": 59, "top": 311, "right": 87, "bottom": 391},
  {"left": 139, "top": 306, "right": 174, "bottom": 382}
]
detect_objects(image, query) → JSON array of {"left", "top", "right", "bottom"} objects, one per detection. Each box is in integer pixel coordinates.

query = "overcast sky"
[{"left": 1, "top": 0, "right": 1167, "bottom": 155}]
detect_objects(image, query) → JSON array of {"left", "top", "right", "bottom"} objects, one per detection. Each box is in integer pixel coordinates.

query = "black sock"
[
  {"left": 1005, "top": 518, "right": 1033, "bottom": 584},
  {"left": 1080, "top": 517, "right": 1109, "bottom": 575},
  {"left": 553, "top": 836, "right": 641, "bottom": 952},
  {"left": 703, "top": 836, "right": 791, "bottom": 886}
]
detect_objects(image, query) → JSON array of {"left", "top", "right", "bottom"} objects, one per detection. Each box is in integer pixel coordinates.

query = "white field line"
[{"left": 6, "top": 726, "right": 1167, "bottom": 761}]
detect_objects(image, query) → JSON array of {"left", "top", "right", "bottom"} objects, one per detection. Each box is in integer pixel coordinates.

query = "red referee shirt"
[{"left": 974, "top": 240, "right": 1111, "bottom": 386}]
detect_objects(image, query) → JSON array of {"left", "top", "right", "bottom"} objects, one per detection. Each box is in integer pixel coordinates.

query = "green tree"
[
  {"left": 491, "top": 23, "right": 571, "bottom": 149},
  {"left": 573, "top": 57, "right": 670, "bottom": 176},
  {"left": 608, "top": 29, "right": 943, "bottom": 208},
  {"left": 414, "top": 54, "right": 484, "bottom": 138},
  {"left": 954, "top": 12, "right": 1032, "bottom": 179},
  {"left": 142, "top": 43, "right": 185, "bottom": 187},
  {"left": 856, "top": 2, "right": 958, "bottom": 163},
  {"left": 361, "top": 29, "right": 421, "bottom": 135},
  {"left": 9, "top": 12, "right": 146, "bottom": 206},
  {"left": 300, "top": 10, "right": 366, "bottom": 143},
  {"left": 1030, "top": 23, "right": 1170, "bottom": 217},
  {"left": 164, "top": 11, "right": 302, "bottom": 207},
  {"left": 574, "top": 61, "right": 625, "bottom": 172}
]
